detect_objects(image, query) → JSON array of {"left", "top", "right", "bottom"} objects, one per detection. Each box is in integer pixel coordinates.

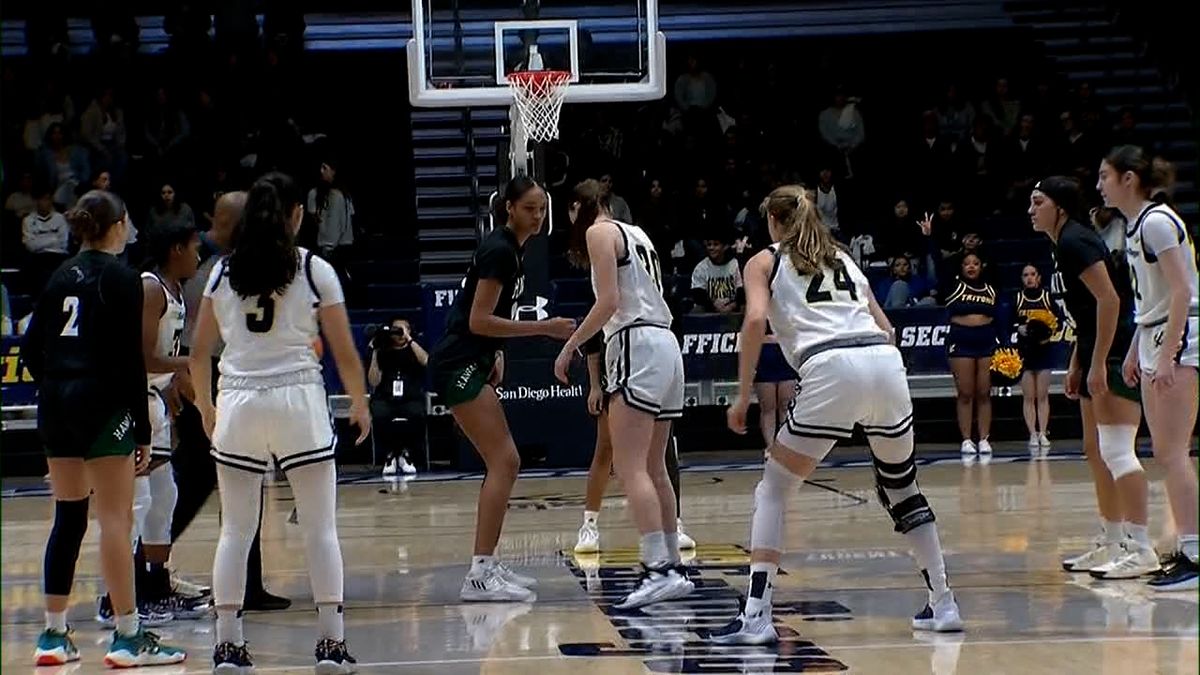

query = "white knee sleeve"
[
  {"left": 142, "top": 463, "right": 177, "bottom": 546},
  {"left": 288, "top": 461, "right": 344, "bottom": 605},
  {"left": 1098, "top": 424, "right": 1142, "bottom": 479},
  {"left": 750, "top": 458, "right": 799, "bottom": 553},
  {"left": 132, "top": 475, "right": 151, "bottom": 548},
  {"left": 213, "top": 465, "right": 264, "bottom": 607}
]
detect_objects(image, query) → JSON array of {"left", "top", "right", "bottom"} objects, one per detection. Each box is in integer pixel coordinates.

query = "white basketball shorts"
[
  {"left": 147, "top": 389, "right": 173, "bottom": 460},
  {"left": 778, "top": 343, "right": 914, "bottom": 459},
  {"left": 1138, "top": 315, "right": 1199, "bottom": 374},
  {"left": 211, "top": 382, "right": 336, "bottom": 474},
  {"left": 604, "top": 324, "right": 685, "bottom": 420}
]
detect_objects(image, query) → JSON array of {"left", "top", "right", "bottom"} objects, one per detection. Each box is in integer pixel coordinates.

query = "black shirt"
[
  {"left": 1052, "top": 219, "right": 1135, "bottom": 350},
  {"left": 945, "top": 279, "right": 997, "bottom": 318},
  {"left": 371, "top": 344, "right": 425, "bottom": 403},
  {"left": 21, "top": 250, "right": 151, "bottom": 445},
  {"left": 432, "top": 227, "right": 524, "bottom": 367}
]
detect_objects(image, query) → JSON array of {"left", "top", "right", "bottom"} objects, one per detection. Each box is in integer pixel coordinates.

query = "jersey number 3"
[
  {"left": 806, "top": 268, "right": 858, "bottom": 303},
  {"left": 246, "top": 295, "right": 275, "bottom": 333}
]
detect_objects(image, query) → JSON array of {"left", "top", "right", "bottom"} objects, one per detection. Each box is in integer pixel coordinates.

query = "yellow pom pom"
[
  {"left": 990, "top": 347, "right": 1024, "bottom": 379},
  {"left": 1026, "top": 309, "right": 1058, "bottom": 335}
]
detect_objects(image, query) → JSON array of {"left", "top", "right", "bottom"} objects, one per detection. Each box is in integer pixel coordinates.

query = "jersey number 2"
[
  {"left": 60, "top": 296, "right": 81, "bottom": 336},
  {"left": 806, "top": 268, "right": 858, "bottom": 303},
  {"left": 634, "top": 244, "right": 663, "bottom": 293},
  {"left": 246, "top": 295, "right": 275, "bottom": 333}
]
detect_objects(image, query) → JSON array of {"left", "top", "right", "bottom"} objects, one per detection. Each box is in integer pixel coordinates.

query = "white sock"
[
  {"left": 744, "top": 562, "right": 777, "bottom": 616},
  {"left": 1102, "top": 519, "right": 1125, "bottom": 544},
  {"left": 664, "top": 531, "right": 681, "bottom": 564},
  {"left": 215, "top": 608, "right": 244, "bottom": 645},
  {"left": 470, "top": 555, "right": 495, "bottom": 575},
  {"left": 45, "top": 610, "right": 67, "bottom": 633},
  {"left": 906, "top": 523, "right": 950, "bottom": 604},
  {"left": 640, "top": 531, "right": 670, "bottom": 568},
  {"left": 317, "top": 603, "right": 344, "bottom": 641},
  {"left": 115, "top": 612, "right": 139, "bottom": 637},
  {"left": 1127, "top": 523, "right": 1152, "bottom": 549},
  {"left": 1179, "top": 535, "right": 1199, "bottom": 562},
  {"left": 583, "top": 510, "right": 599, "bottom": 525}
]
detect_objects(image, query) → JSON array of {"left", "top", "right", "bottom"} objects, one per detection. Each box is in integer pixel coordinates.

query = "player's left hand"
[
  {"left": 348, "top": 398, "right": 371, "bottom": 445},
  {"left": 1152, "top": 355, "right": 1176, "bottom": 391},
  {"left": 1086, "top": 360, "right": 1109, "bottom": 398},
  {"left": 727, "top": 395, "right": 750, "bottom": 435},
  {"left": 554, "top": 346, "right": 574, "bottom": 384}
]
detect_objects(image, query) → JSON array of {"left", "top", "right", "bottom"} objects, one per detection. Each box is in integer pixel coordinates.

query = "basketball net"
[{"left": 507, "top": 50, "right": 570, "bottom": 143}]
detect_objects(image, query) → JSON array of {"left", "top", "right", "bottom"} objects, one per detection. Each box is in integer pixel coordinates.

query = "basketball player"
[
  {"left": 709, "top": 186, "right": 962, "bottom": 644},
  {"left": 1029, "top": 176, "right": 1157, "bottom": 579},
  {"left": 429, "top": 176, "right": 574, "bottom": 603},
  {"left": 555, "top": 179, "right": 693, "bottom": 610},
  {"left": 191, "top": 172, "right": 369, "bottom": 673},
  {"left": 1100, "top": 147, "right": 1199, "bottom": 590},
  {"left": 25, "top": 190, "right": 185, "bottom": 667},
  {"left": 134, "top": 218, "right": 211, "bottom": 619},
  {"left": 1013, "top": 264, "right": 1057, "bottom": 451}
]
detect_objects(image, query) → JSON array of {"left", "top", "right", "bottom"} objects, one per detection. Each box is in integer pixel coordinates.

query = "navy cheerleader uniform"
[{"left": 945, "top": 279, "right": 998, "bottom": 359}]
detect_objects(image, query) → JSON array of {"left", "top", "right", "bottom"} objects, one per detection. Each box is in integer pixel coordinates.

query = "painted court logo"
[{"left": 558, "top": 545, "right": 849, "bottom": 672}]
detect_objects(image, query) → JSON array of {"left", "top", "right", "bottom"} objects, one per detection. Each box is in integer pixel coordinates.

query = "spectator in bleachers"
[
  {"left": 1110, "top": 107, "right": 1152, "bottom": 153},
  {"left": 1002, "top": 114, "right": 1047, "bottom": 211},
  {"left": 308, "top": 159, "right": 355, "bottom": 272},
  {"left": 636, "top": 177, "right": 678, "bottom": 269},
  {"left": 878, "top": 255, "right": 935, "bottom": 309},
  {"left": 34, "top": 123, "right": 89, "bottom": 209},
  {"left": 599, "top": 173, "right": 633, "bottom": 224},
  {"left": 981, "top": 77, "right": 1021, "bottom": 137},
  {"left": 677, "top": 177, "right": 726, "bottom": 248},
  {"left": 368, "top": 317, "right": 427, "bottom": 477},
  {"left": 1090, "top": 206, "right": 1126, "bottom": 256},
  {"left": 143, "top": 86, "right": 191, "bottom": 168},
  {"left": 1072, "top": 81, "right": 1107, "bottom": 138},
  {"left": 912, "top": 111, "right": 955, "bottom": 205},
  {"left": 690, "top": 235, "right": 743, "bottom": 314},
  {"left": 944, "top": 252, "right": 998, "bottom": 457},
  {"left": 1056, "top": 109, "right": 1098, "bottom": 188},
  {"left": 817, "top": 86, "right": 865, "bottom": 179},
  {"left": 581, "top": 111, "right": 624, "bottom": 168},
  {"left": 146, "top": 182, "right": 196, "bottom": 231},
  {"left": 927, "top": 199, "right": 966, "bottom": 262},
  {"left": 22, "top": 79, "right": 75, "bottom": 153},
  {"left": 83, "top": 170, "right": 138, "bottom": 252},
  {"left": 815, "top": 166, "right": 841, "bottom": 238},
  {"left": 79, "top": 86, "right": 127, "bottom": 181},
  {"left": 936, "top": 83, "right": 975, "bottom": 151},
  {"left": 22, "top": 186, "right": 71, "bottom": 293},
  {"left": 5, "top": 170, "right": 37, "bottom": 224},
  {"left": 1023, "top": 78, "right": 1061, "bottom": 137},
  {"left": 674, "top": 54, "right": 719, "bottom": 116},
  {"left": 956, "top": 116, "right": 1003, "bottom": 214}
]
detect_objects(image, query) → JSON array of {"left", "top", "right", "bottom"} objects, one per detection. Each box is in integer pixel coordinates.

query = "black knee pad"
[
  {"left": 887, "top": 493, "right": 936, "bottom": 534},
  {"left": 43, "top": 497, "right": 89, "bottom": 596},
  {"left": 871, "top": 452, "right": 917, "bottom": 491}
]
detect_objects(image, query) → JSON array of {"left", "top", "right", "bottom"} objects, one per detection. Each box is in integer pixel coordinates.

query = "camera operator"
[{"left": 367, "top": 317, "right": 427, "bottom": 476}]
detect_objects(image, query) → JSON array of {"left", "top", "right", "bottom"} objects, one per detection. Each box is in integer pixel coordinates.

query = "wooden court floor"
[{"left": 2, "top": 448, "right": 1198, "bottom": 674}]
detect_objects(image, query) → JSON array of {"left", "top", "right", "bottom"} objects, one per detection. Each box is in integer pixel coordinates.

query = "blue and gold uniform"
[
  {"left": 1014, "top": 287, "right": 1058, "bottom": 371},
  {"left": 945, "top": 279, "right": 998, "bottom": 359}
]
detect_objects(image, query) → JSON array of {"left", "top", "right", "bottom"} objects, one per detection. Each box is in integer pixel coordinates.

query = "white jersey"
[
  {"left": 204, "top": 247, "right": 343, "bottom": 381},
  {"left": 767, "top": 247, "right": 887, "bottom": 372},
  {"left": 596, "top": 221, "right": 673, "bottom": 340},
  {"left": 142, "top": 272, "right": 185, "bottom": 391},
  {"left": 1126, "top": 203, "right": 1199, "bottom": 327}
]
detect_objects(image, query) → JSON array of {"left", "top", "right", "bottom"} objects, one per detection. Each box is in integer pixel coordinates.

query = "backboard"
[{"left": 408, "top": 0, "right": 666, "bottom": 108}]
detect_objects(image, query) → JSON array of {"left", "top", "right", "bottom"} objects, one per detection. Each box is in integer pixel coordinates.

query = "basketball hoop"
[{"left": 507, "top": 70, "right": 571, "bottom": 143}]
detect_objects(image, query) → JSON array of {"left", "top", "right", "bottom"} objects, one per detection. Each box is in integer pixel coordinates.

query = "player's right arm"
[
  {"left": 729, "top": 249, "right": 773, "bottom": 434},
  {"left": 310, "top": 256, "right": 371, "bottom": 445}
]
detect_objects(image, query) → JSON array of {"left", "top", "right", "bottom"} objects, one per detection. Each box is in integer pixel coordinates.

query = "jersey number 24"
[{"left": 806, "top": 267, "right": 858, "bottom": 303}]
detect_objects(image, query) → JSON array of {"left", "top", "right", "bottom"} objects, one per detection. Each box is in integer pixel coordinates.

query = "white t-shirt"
[
  {"left": 205, "top": 247, "right": 344, "bottom": 381},
  {"left": 22, "top": 211, "right": 70, "bottom": 254},
  {"left": 691, "top": 257, "right": 743, "bottom": 306},
  {"left": 1126, "top": 203, "right": 1198, "bottom": 327}
]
